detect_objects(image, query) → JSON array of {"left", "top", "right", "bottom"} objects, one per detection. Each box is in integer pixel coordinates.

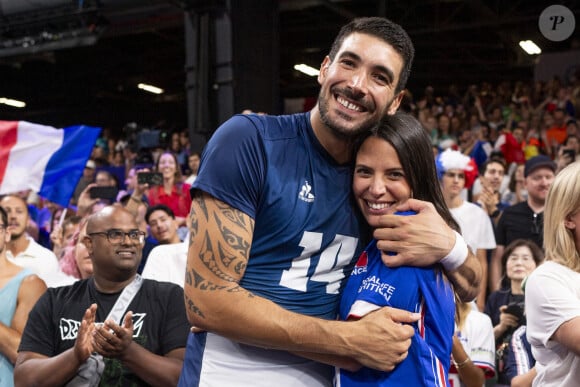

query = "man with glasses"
[
  {"left": 15, "top": 205, "right": 190, "bottom": 386},
  {"left": 489, "top": 155, "right": 556, "bottom": 292}
]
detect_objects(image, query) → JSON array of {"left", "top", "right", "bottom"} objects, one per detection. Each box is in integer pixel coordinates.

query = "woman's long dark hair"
[{"left": 353, "top": 111, "right": 460, "bottom": 232}]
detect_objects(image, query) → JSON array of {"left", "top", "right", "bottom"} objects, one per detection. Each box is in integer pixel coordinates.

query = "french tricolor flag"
[{"left": 0, "top": 121, "right": 101, "bottom": 206}]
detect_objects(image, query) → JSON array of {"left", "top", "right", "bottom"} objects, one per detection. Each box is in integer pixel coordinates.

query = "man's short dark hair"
[
  {"left": 145, "top": 204, "right": 175, "bottom": 224},
  {"left": 480, "top": 157, "right": 507, "bottom": 175},
  {"left": 0, "top": 206, "right": 7, "bottom": 227},
  {"left": 328, "top": 17, "right": 415, "bottom": 93}
]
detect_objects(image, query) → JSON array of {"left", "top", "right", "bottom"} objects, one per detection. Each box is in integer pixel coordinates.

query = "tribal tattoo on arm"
[{"left": 185, "top": 193, "right": 255, "bottom": 319}]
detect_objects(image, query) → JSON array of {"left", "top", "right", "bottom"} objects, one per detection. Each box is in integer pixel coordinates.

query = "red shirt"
[{"left": 147, "top": 183, "right": 192, "bottom": 218}]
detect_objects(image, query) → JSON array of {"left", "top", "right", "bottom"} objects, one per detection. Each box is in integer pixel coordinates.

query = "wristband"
[{"left": 441, "top": 231, "right": 468, "bottom": 272}]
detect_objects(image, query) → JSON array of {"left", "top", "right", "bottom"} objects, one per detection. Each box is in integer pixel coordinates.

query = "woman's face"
[
  {"left": 353, "top": 136, "right": 411, "bottom": 228},
  {"left": 505, "top": 245, "right": 537, "bottom": 282},
  {"left": 565, "top": 208, "right": 580, "bottom": 250},
  {"left": 158, "top": 153, "right": 177, "bottom": 180},
  {"left": 75, "top": 224, "right": 93, "bottom": 279}
]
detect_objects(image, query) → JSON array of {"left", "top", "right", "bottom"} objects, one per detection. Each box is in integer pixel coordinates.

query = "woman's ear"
[{"left": 564, "top": 217, "right": 576, "bottom": 230}]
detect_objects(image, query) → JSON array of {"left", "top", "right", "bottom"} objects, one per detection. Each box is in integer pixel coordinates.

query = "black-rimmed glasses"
[{"left": 87, "top": 229, "right": 145, "bottom": 245}]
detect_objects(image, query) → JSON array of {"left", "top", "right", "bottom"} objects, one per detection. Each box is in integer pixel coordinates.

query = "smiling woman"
[{"left": 337, "top": 111, "right": 460, "bottom": 386}]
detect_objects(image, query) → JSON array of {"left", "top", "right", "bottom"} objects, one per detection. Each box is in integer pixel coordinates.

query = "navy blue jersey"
[
  {"left": 192, "top": 113, "right": 364, "bottom": 319},
  {"left": 337, "top": 212, "right": 455, "bottom": 386}
]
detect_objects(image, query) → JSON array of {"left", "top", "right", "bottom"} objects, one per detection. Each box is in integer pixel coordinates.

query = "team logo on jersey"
[
  {"left": 298, "top": 180, "right": 315, "bottom": 202},
  {"left": 352, "top": 251, "right": 368, "bottom": 275}
]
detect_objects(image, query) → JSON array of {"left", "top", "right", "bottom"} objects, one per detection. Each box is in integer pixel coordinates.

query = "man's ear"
[
  {"left": 82, "top": 236, "right": 94, "bottom": 252},
  {"left": 386, "top": 91, "right": 405, "bottom": 115},
  {"left": 317, "top": 56, "right": 331, "bottom": 85}
]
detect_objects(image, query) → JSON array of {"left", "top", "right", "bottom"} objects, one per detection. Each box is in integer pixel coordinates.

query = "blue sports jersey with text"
[
  {"left": 337, "top": 212, "right": 455, "bottom": 387},
  {"left": 192, "top": 112, "right": 364, "bottom": 318}
]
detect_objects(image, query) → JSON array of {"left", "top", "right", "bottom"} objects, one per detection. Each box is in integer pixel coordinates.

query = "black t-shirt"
[
  {"left": 495, "top": 201, "right": 543, "bottom": 248},
  {"left": 19, "top": 278, "right": 190, "bottom": 386}
]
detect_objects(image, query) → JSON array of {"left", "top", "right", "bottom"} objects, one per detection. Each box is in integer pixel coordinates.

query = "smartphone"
[
  {"left": 137, "top": 172, "right": 163, "bottom": 186},
  {"left": 505, "top": 303, "right": 524, "bottom": 321},
  {"left": 89, "top": 186, "right": 119, "bottom": 201}
]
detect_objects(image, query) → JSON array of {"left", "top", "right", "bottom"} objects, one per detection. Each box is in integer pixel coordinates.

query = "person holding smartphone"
[{"left": 484, "top": 239, "right": 543, "bottom": 386}]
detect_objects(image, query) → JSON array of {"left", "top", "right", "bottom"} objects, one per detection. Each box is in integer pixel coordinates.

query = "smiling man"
[
  {"left": 0, "top": 195, "right": 60, "bottom": 287},
  {"left": 14, "top": 205, "right": 190, "bottom": 386},
  {"left": 180, "top": 17, "right": 481, "bottom": 387}
]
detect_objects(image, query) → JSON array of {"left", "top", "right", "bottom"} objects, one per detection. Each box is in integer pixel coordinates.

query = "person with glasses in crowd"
[
  {"left": 0, "top": 207, "right": 46, "bottom": 387},
  {"left": 14, "top": 205, "right": 190, "bottom": 386},
  {"left": 489, "top": 155, "right": 556, "bottom": 292},
  {"left": 484, "top": 239, "right": 543, "bottom": 386}
]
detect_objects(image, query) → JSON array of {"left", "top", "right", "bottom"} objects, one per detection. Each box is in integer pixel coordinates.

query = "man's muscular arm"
[
  {"left": 184, "top": 192, "right": 417, "bottom": 371},
  {"left": 373, "top": 199, "right": 482, "bottom": 301}
]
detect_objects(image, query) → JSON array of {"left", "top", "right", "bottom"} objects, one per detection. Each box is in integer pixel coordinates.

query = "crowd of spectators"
[{"left": 1, "top": 74, "right": 579, "bottom": 386}]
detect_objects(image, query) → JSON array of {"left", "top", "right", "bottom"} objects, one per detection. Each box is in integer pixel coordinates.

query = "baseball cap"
[
  {"left": 85, "top": 160, "right": 96, "bottom": 169},
  {"left": 524, "top": 155, "right": 556, "bottom": 177}
]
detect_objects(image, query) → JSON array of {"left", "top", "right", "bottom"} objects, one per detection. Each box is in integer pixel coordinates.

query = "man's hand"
[
  {"left": 74, "top": 304, "right": 97, "bottom": 364},
  {"left": 373, "top": 199, "right": 455, "bottom": 267},
  {"left": 93, "top": 312, "right": 134, "bottom": 359},
  {"left": 77, "top": 183, "right": 99, "bottom": 217},
  {"left": 347, "top": 307, "right": 418, "bottom": 371}
]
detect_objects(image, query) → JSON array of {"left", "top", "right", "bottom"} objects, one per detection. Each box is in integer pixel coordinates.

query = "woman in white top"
[{"left": 525, "top": 160, "right": 580, "bottom": 386}]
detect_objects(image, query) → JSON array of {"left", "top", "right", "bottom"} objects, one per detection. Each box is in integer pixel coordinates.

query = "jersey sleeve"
[
  {"left": 192, "top": 114, "right": 266, "bottom": 219},
  {"left": 18, "top": 290, "right": 58, "bottom": 357},
  {"left": 417, "top": 268, "right": 455, "bottom": 368},
  {"left": 468, "top": 312, "right": 496, "bottom": 378}
]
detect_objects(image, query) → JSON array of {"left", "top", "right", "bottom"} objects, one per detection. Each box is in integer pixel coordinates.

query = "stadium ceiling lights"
[
  {"left": 137, "top": 83, "right": 164, "bottom": 94},
  {"left": 519, "top": 40, "right": 542, "bottom": 55},
  {"left": 294, "top": 63, "right": 319, "bottom": 76},
  {"left": 0, "top": 97, "right": 26, "bottom": 108}
]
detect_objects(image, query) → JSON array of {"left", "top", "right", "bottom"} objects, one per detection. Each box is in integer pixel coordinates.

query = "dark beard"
[{"left": 317, "top": 87, "right": 388, "bottom": 140}]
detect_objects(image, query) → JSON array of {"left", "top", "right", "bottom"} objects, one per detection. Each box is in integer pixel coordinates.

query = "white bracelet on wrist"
[{"left": 441, "top": 230, "right": 468, "bottom": 271}]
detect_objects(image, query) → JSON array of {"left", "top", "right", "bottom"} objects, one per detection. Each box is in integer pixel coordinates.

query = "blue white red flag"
[{"left": 0, "top": 121, "right": 101, "bottom": 206}]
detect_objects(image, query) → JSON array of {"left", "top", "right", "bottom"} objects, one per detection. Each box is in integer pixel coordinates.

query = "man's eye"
[{"left": 109, "top": 231, "right": 123, "bottom": 239}]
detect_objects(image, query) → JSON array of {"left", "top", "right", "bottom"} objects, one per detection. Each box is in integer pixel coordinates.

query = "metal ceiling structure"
[{"left": 0, "top": 0, "right": 578, "bottom": 132}]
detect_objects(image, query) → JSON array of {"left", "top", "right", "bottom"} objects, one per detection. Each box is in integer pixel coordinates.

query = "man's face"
[
  {"left": 441, "top": 169, "right": 466, "bottom": 198},
  {"left": 483, "top": 161, "right": 505, "bottom": 192},
  {"left": 525, "top": 167, "right": 555, "bottom": 204},
  {"left": 85, "top": 208, "right": 143, "bottom": 277},
  {"left": 0, "top": 196, "right": 29, "bottom": 240},
  {"left": 148, "top": 210, "right": 178, "bottom": 244},
  {"left": 95, "top": 171, "right": 114, "bottom": 187},
  {"left": 317, "top": 32, "right": 404, "bottom": 138}
]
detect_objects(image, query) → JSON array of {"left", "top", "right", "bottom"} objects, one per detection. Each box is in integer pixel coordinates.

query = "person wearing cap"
[
  {"left": 489, "top": 155, "right": 556, "bottom": 293},
  {"left": 437, "top": 149, "right": 496, "bottom": 311}
]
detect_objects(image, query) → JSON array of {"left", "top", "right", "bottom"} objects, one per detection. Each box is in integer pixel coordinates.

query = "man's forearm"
[
  {"left": 446, "top": 250, "right": 482, "bottom": 302},
  {"left": 14, "top": 349, "right": 82, "bottom": 387},
  {"left": 120, "top": 344, "right": 184, "bottom": 387}
]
